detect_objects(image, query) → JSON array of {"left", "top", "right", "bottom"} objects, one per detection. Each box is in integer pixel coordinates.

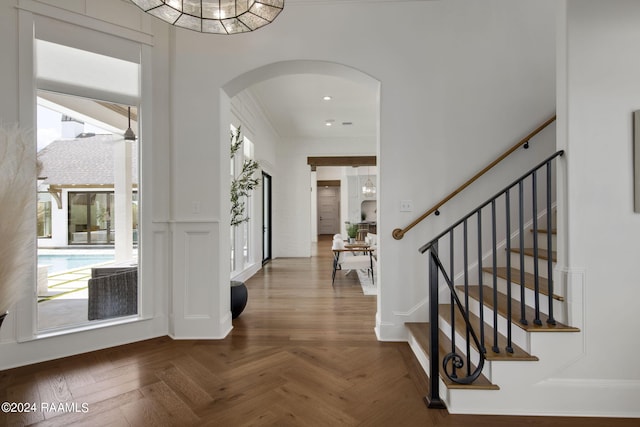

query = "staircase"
[{"left": 406, "top": 151, "right": 581, "bottom": 414}]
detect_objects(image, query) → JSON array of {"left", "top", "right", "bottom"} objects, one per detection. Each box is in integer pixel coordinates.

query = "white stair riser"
[
  {"left": 461, "top": 292, "right": 531, "bottom": 353},
  {"left": 408, "top": 326, "right": 468, "bottom": 404},
  {"left": 509, "top": 252, "right": 555, "bottom": 279},
  {"left": 482, "top": 265, "right": 559, "bottom": 284},
  {"left": 532, "top": 232, "right": 556, "bottom": 251},
  {"left": 408, "top": 331, "right": 432, "bottom": 377},
  {"left": 438, "top": 315, "right": 493, "bottom": 382},
  {"left": 483, "top": 273, "right": 565, "bottom": 321}
]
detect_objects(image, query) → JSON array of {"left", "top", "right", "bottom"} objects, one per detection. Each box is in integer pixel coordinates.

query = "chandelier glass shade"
[
  {"left": 362, "top": 167, "right": 376, "bottom": 198},
  {"left": 129, "top": 0, "right": 284, "bottom": 34},
  {"left": 362, "top": 177, "right": 376, "bottom": 198}
]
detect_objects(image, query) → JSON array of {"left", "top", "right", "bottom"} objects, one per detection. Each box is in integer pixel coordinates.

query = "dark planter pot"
[{"left": 230, "top": 281, "right": 248, "bottom": 319}]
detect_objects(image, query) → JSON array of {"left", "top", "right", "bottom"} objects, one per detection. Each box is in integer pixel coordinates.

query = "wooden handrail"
[{"left": 392, "top": 115, "right": 556, "bottom": 240}]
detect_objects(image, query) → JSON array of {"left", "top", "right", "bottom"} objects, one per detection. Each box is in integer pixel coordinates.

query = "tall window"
[
  {"left": 230, "top": 125, "right": 237, "bottom": 273},
  {"left": 34, "top": 34, "right": 140, "bottom": 331},
  {"left": 243, "top": 137, "right": 255, "bottom": 268},
  {"left": 230, "top": 125, "right": 257, "bottom": 276}
]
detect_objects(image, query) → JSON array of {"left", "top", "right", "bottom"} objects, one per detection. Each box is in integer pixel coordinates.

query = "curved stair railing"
[
  {"left": 428, "top": 247, "right": 486, "bottom": 384},
  {"left": 418, "top": 150, "right": 564, "bottom": 408}
]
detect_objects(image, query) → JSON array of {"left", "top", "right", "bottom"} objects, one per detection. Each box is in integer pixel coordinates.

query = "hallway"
[{"left": 1, "top": 237, "right": 637, "bottom": 425}]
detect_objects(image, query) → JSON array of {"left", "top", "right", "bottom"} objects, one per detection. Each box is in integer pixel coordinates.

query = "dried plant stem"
[{"left": 0, "top": 125, "right": 38, "bottom": 315}]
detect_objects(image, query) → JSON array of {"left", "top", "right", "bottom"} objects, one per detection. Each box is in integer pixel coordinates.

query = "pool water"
[{"left": 38, "top": 254, "right": 115, "bottom": 274}]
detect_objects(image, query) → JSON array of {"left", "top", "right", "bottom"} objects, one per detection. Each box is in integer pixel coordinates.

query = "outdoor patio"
[
  {"left": 37, "top": 249, "right": 137, "bottom": 330},
  {"left": 38, "top": 266, "right": 92, "bottom": 329}
]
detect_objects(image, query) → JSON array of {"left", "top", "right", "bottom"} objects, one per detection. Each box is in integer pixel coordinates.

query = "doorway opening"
[
  {"left": 222, "top": 59, "right": 381, "bottom": 325},
  {"left": 262, "top": 171, "right": 272, "bottom": 265}
]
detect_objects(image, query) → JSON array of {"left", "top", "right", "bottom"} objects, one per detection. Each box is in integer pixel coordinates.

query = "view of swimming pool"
[{"left": 38, "top": 254, "right": 115, "bottom": 274}]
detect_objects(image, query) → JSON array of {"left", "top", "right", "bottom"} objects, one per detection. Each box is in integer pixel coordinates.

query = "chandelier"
[
  {"left": 129, "top": 0, "right": 285, "bottom": 34},
  {"left": 362, "top": 167, "right": 376, "bottom": 198}
]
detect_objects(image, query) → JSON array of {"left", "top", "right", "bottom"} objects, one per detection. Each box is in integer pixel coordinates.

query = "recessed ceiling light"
[
  {"left": 325, "top": 119, "right": 335, "bottom": 126},
  {"left": 323, "top": 96, "right": 332, "bottom": 101},
  {"left": 342, "top": 122, "right": 353, "bottom": 126}
]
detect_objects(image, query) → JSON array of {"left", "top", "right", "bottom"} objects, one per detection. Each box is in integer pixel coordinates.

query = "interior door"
[
  {"left": 317, "top": 186, "right": 340, "bottom": 235},
  {"left": 262, "top": 172, "right": 272, "bottom": 265}
]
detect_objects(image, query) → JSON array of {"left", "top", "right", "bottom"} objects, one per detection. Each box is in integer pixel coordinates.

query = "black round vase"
[{"left": 230, "top": 281, "right": 248, "bottom": 319}]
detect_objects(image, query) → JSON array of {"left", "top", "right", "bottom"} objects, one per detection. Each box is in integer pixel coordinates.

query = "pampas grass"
[{"left": 0, "top": 124, "right": 38, "bottom": 315}]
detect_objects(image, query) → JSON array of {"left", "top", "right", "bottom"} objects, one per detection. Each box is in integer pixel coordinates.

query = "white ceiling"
[
  {"left": 242, "top": 0, "right": 432, "bottom": 141},
  {"left": 245, "top": 73, "right": 378, "bottom": 139}
]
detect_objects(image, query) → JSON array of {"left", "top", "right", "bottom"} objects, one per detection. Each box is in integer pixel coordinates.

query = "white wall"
[
  {"left": 454, "top": 1, "right": 640, "bottom": 416},
  {"left": 373, "top": 0, "right": 557, "bottom": 339},
  {"left": 552, "top": 0, "right": 640, "bottom": 414},
  {"left": 316, "top": 167, "right": 343, "bottom": 181}
]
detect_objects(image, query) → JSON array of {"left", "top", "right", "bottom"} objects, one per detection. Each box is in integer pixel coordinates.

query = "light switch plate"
[{"left": 400, "top": 200, "right": 413, "bottom": 212}]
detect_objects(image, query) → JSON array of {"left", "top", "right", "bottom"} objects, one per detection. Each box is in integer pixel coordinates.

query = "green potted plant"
[
  {"left": 346, "top": 222, "right": 358, "bottom": 243},
  {"left": 229, "top": 126, "right": 260, "bottom": 318},
  {"left": 230, "top": 126, "right": 260, "bottom": 227}
]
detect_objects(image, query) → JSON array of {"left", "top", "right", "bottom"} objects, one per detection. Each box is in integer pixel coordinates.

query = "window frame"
[
  {"left": 230, "top": 125, "right": 258, "bottom": 278},
  {"left": 16, "top": 3, "right": 154, "bottom": 342}
]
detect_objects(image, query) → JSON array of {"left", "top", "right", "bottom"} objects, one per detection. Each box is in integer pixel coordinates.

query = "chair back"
[{"left": 332, "top": 236, "right": 345, "bottom": 263}]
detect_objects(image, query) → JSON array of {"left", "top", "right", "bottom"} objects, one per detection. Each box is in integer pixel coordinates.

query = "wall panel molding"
[{"left": 169, "top": 220, "right": 231, "bottom": 339}]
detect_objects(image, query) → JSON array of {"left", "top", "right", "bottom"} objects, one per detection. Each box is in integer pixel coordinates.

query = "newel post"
[{"left": 426, "top": 242, "right": 446, "bottom": 409}]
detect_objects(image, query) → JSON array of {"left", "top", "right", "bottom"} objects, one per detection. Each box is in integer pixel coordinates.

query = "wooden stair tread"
[
  {"left": 483, "top": 267, "right": 564, "bottom": 301},
  {"left": 511, "top": 247, "right": 557, "bottom": 262},
  {"left": 458, "top": 285, "right": 580, "bottom": 333},
  {"left": 406, "top": 323, "right": 499, "bottom": 390},
  {"left": 439, "top": 304, "right": 538, "bottom": 362},
  {"left": 533, "top": 228, "right": 557, "bottom": 234}
]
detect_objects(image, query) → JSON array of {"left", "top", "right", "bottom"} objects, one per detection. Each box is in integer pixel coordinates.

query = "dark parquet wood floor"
[{"left": 0, "top": 236, "right": 637, "bottom": 426}]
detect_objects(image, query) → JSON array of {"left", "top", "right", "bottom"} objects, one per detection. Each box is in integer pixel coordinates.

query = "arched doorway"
[{"left": 220, "top": 59, "right": 381, "bottom": 317}]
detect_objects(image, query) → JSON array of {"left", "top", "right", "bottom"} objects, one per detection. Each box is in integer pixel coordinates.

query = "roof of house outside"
[{"left": 37, "top": 134, "right": 139, "bottom": 186}]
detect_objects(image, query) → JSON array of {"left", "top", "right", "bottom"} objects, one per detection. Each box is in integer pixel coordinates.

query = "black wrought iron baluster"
[
  {"left": 532, "top": 171, "right": 542, "bottom": 326},
  {"left": 504, "top": 189, "right": 514, "bottom": 353},
  {"left": 449, "top": 231, "right": 457, "bottom": 379},
  {"left": 477, "top": 210, "right": 485, "bottom": 354},
  {"left": 491, "top": 200, "right": 499, "bottom": 353},
  {"left": 518, "top": 180, "right": 528, "bottom": 326},
  {"left": 463, "top": 219, "right": 471, "bottom": 376},
  {"left": 546, "top": 161, "right": 557, "bottom": 325}
]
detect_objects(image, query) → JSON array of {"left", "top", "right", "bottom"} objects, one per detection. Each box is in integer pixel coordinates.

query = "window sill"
[{"left": 32, "top": 314, "right": 146, "bottom": 341}]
